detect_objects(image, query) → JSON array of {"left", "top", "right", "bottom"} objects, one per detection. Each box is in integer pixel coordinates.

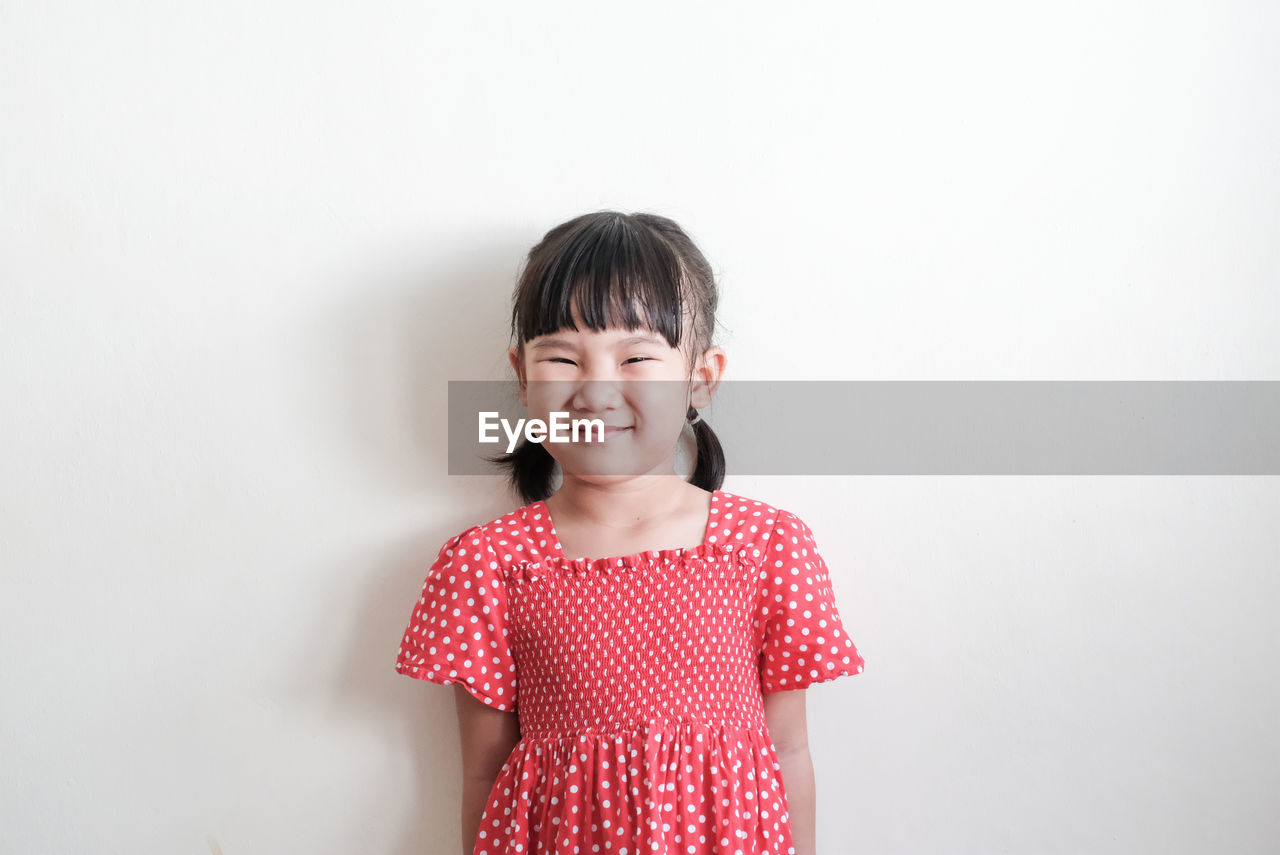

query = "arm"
[
  {"left": 763, "top": 688, "right": 816, "bottom": 855},
  {"left": 454, "top": 685, "right": 522, "bottom": 855}
]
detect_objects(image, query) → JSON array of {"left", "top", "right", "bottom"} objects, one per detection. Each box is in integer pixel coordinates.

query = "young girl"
[{"left": 395, "top": 211, "right": 865, "bottom": 855}]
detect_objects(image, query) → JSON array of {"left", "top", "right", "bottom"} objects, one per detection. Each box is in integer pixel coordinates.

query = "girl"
[{"left": 395, "top": 211, "right": 865, "bottom": 855}]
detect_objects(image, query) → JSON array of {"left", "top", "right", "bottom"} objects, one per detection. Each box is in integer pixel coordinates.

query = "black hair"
[{"left": 487, "top": 211, "right": 725, "bottom": 504}]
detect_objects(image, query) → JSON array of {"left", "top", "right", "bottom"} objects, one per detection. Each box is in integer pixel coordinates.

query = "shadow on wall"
[{"left": 305, "top": 236, "right": 532, "bottom": 855}]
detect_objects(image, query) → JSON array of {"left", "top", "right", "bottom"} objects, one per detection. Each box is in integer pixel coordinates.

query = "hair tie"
[{"left": 687, "top": 409, "right": 702, "bottom": 426}]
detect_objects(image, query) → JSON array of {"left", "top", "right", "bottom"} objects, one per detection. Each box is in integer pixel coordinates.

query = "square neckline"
[{"left": 535, "top": 487, "right": 722, "bottom": 564}]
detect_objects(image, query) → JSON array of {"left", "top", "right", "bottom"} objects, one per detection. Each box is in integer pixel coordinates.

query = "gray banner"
[{"left": 447, "top": 381, "right": 1280, "bottom": 475}]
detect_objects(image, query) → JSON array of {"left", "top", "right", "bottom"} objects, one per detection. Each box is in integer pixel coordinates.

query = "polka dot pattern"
[
  {"left": 395, "top": 489, "right": 865, "bottom": 854},
  {"left": 756, "top": 510, "right": 866, "bottom": 693}
]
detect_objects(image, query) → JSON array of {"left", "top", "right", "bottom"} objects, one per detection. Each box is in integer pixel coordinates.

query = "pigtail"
[
  {"left": 486, "top": 438, "right": 558, "bottom": 505},
  {"left": 687, "top": 407, "right": 725, "bottom": 492}
]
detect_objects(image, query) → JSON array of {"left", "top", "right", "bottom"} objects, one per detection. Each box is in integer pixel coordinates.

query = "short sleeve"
[
  {"left": 394, "top": 526, "right": 519, "bottom": 712},
  {"left": 756, "top": 510, "right": 866, "bottom": 693}
]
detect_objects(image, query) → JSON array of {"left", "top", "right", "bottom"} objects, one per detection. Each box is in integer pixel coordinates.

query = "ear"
[
  {"left": 508, "top": 344, "right": 527, "bottom": 406},
  {"left": 687, "top": 345, "right": 727, "bottom": 410}
]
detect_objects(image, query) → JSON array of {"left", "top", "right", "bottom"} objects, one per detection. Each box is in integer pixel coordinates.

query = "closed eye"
[{"left": 545, "top": 357, "right": 655, "bottom": 366}]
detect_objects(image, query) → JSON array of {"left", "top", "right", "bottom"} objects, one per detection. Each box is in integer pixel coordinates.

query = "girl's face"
[{"left": 510, "top": 308, "right": 718, "bottom": 485}]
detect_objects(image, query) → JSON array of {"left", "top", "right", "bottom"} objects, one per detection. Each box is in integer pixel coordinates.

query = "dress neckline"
[{"left": 533, "top": 488, "right": 722, "bottom": 572}]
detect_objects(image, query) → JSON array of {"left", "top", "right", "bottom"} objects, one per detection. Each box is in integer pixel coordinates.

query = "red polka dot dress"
[{"left": 395, "top": 489, "right": 865, "bottom": 854}]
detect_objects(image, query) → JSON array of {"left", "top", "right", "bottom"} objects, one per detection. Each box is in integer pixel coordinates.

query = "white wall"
[{"left": 3, "top": 2, "right": 1277, "bottom": 853}]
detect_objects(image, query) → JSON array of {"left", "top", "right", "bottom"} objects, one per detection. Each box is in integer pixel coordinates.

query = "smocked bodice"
[{"left": 506, "top": 541, "right": 766, "bottom": 739}]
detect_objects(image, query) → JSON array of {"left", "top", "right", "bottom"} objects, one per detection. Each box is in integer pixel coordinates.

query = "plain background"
[{"left": 3, "top": 2, "right": 1278, "bottom": 853}]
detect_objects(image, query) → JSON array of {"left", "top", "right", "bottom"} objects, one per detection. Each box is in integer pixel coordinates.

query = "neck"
[{"left": 549, "top": 476, "right": 691, "bottom": 532}]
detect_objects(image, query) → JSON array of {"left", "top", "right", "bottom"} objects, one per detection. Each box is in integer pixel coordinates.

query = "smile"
[{"left": 602, "top": 426, "right": 632, "bottom": 436}]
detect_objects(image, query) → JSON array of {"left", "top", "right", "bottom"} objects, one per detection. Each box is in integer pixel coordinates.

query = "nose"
[{"left": 571, "top": 377, "right": 623, "bottom": 415}]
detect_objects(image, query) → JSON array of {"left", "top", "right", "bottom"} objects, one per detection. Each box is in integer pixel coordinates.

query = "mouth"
[{"left": 599, "top": 425, "right": 632, "bottom": 440}]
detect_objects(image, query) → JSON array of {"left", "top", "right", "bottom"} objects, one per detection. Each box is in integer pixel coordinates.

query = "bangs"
[{"left": 516, "top": 215, "right": 688, "bottom": 349}]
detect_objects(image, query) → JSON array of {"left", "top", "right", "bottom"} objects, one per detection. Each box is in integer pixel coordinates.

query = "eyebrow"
[{"left": 530, "top": 334, "right": 668, "bottom": 350}]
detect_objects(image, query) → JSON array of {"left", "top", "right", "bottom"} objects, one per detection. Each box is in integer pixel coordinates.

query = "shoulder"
[
  {"left": 431, "top": 500, "right": 559, "bottom": 577},
  {"left": 712, "top": 490, "right": 816, "bottom": 560}
]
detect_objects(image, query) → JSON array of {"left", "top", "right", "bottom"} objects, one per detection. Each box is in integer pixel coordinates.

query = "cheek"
[
  {"left": 631, "top": 387, "right": 690, "bottom": 425},
  {"left": 525, "top": 379, "right": 574, "bottom": 407}
]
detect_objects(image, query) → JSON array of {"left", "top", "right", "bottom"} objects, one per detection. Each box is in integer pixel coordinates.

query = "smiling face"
[{"left": 510, "top": 304, "right": 717, "bottom": 485}]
